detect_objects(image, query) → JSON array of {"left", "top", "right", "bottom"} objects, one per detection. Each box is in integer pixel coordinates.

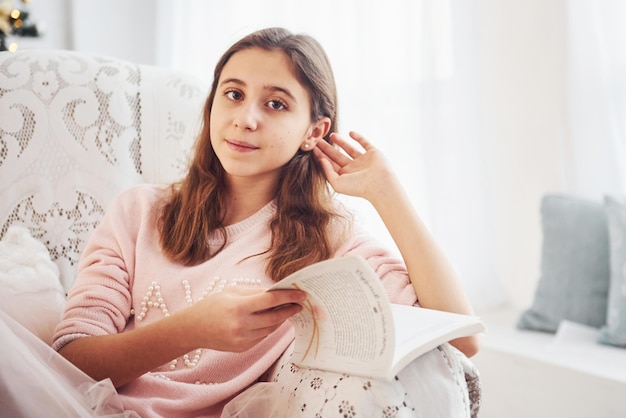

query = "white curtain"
[
  {"left": 567, "top": 0, "right": 626, "bottom": 197},
  {"left": 154, "top": 0, "right": 503, "bottom": 310}
]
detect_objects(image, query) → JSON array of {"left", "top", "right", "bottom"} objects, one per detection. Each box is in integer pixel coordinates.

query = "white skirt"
[{"left": 222, "top": 342, "right": 481, "bottom": 418}]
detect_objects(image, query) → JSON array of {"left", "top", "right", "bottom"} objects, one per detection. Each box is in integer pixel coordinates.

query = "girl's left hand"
[{"left": 313, "top": 131, "right": 397, "bottom": 202}]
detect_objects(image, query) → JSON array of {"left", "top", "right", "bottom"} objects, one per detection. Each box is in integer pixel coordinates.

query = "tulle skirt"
[
  {"left": 222, "top": 342, "right": 481, "bottom": 418},
  {"left": 0, "top": 309, "right": 138, "bottom": 418}
]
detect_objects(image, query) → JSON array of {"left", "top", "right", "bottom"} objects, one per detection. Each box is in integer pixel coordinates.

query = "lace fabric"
[
  {"left": 0, "top": 50, "right": 207, "bottom": 292},
  {"left": 222, "top": 342, "right": 482, "bottom": 418}
]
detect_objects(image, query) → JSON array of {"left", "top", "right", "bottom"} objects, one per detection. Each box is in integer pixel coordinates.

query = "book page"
[
  {"left": 389, "top": 304, "right": 486, "bottom": 379},
  {"left": 270, "top": 256, "right": 395, "bottom": 378}
]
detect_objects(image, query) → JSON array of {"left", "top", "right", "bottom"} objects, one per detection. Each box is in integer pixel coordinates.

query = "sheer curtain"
[
  {"left": 567, "top": 0, "right": 626, "bottom": 197},
  {"left": 155, "top": 0, "right": 503, "bottom": 309}
]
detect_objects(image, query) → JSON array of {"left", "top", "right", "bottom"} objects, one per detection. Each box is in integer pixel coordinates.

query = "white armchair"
[
  {"left": 0, "top": 50, "right": 483, "bottom": 418},
  {"left": 0, "top": 50, "right": 208, "bottom": 415},
  {"left": 0, "top": 49, "right": 208, "bottom": 293}
]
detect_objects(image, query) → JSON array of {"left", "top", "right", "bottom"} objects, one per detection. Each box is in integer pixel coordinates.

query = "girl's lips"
[{"left": 225, "top": 139, "right": 259, "bottom": 152}]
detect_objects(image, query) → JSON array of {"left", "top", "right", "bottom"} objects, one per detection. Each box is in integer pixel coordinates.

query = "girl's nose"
[{"left": 233, "top": 102, "right": 259, "bottom": 131}]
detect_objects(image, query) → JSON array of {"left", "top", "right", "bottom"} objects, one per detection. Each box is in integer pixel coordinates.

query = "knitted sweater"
[{"left": 52, "top": 184, "right": 417, "bottom": 417}]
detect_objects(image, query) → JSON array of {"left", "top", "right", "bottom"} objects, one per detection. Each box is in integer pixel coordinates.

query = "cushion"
[
  {"left": 0, "top": 225, "right": 66, "bottom": 345},
  {"left": 517, "top": 194, "right": 610, "bottom": 332},
  {"left": 598, "top": 196, "right": 626, "bottom": 347}
]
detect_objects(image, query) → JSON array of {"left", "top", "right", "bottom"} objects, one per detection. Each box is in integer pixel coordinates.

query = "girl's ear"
[{"left": 301, "top": 117, "right": 331, "bottom": 151}]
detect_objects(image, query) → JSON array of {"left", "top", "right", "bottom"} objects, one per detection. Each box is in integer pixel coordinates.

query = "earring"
[{"left": 303, "top": 143, "right": 309, "bottom": 149}]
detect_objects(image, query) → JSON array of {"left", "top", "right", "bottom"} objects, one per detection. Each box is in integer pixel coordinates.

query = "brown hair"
[{"left": 158, "top": 27, "right": 346, "bottom": 281}]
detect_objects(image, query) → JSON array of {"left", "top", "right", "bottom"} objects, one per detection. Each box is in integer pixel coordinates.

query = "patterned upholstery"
[{"left": 0, "top": 50, "right": 208, "bottom": 292}]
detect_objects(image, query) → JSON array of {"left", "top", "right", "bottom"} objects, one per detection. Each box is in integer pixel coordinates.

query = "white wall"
[
  {"left": 13, "top": 0, "right": 157, "bottom": 65},
  {"left": 70, "top": 0, "right": 157, "bottom": 65}
]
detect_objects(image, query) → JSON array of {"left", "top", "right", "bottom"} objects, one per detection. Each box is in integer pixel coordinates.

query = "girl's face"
[{"left": 210, "top": 47, "right": 329, "bottom": 186}]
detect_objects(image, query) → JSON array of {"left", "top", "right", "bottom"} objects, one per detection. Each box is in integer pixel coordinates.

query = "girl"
[{"left": 50, "top": 27, "right": 479, "bottom": 417}]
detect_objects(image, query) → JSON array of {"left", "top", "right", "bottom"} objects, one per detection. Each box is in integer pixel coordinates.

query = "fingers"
[
  {"left": 315, "top": 134, "right": 351, "bottom": 167},
  {"left": 330, "top": 132, "right": 362, "bottom": 160},
  {"left": 253, "top": 289, "right": 307, "bottom": 313},
  {"left": 245, "top": 289, "right": 306, "bottom": 329},
  {"left": 200, "top": 289, "right": 306, "bottom": 352},
  {"left": 313, "top": 131, "right": 377, "bottom": 188},
  {"left": 315, "top": 131, "right": 374, "bottom": 164},
  {"left": 236, "top": 293, "right": 304, "bottom": 348},
  {"left": 253, "top": 302, "right": 303, "bottom": 327},
  {"left": 332, "top": 131, "right": 374, "bottom": 158},
  {"left": 313, "top": 146, "right": 341, "bottom": 184},
  {"left": 348, "top": 131, "right": 374, "bottom": 151},
  {"left": 232, "top": 319, "right": 293, "bottom": 349}
]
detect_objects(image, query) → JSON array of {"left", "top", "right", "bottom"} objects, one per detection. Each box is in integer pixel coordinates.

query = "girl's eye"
[
  {"left": 268, "top": 99, "right": 287, "bottom": 111},
  {"left": 225, "top": 90, "right": 243, "bottom": 101}
]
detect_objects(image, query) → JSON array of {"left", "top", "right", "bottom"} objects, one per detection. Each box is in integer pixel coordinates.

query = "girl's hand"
[
  {"left": 58, "top": 287, "right": 306, "bottom": 388},
  {"left": 315, "top": 132, "right": 480, "bottom": 358},
  {"left": 181, "top": 287, "right": 306, "bottom": 353},
  {"left": 313, "top": 131, "right": 398, "bottom": 203}
]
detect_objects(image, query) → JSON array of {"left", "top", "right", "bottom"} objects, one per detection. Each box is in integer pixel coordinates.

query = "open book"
[{"left": 269, "top": 255, "right": 485, "bottom": 381}]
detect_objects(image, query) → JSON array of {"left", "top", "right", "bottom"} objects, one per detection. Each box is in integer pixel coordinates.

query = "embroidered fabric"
[
  {"left": 222, "top": 342, "right": 482, "bottom": 418},
  {"left": 0, "top": 50, "right": 208, "bottom": 292}
]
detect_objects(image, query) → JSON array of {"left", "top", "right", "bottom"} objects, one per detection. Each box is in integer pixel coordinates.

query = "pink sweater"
[{"left": 53, "top": 184, "right": 417, "bottom": 417}]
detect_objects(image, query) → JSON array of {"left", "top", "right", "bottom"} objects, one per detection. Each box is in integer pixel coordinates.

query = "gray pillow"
[
  {"left": 598, "top": 196, "right": 626, "bottom": 347},
  {"left": 517, "top": 194, "right": 610, "bottom": 333}
]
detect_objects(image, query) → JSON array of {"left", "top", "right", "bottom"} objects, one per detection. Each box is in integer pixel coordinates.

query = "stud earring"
[{"left": 303, "top": 143, "right": 309, "bottom": 149}]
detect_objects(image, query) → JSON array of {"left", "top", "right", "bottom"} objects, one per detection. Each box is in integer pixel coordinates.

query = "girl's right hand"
[{"left": 181, "top": 287, "right": 307, "bottom": 352}]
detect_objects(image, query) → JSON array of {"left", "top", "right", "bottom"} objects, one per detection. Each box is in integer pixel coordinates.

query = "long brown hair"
[{"left": 158, "top": 27, "right": 347, "bottom": 281}]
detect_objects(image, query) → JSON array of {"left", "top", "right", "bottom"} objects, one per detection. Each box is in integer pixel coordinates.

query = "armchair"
[
  {"left": 0, "top": 49, "right": 482, "bottom": 418},
  {"left": 0, "top": 48, "right": 208, "bottom": 416},
  {"left": 0, "top": 49, "right": 208, "bottom": 293}
]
